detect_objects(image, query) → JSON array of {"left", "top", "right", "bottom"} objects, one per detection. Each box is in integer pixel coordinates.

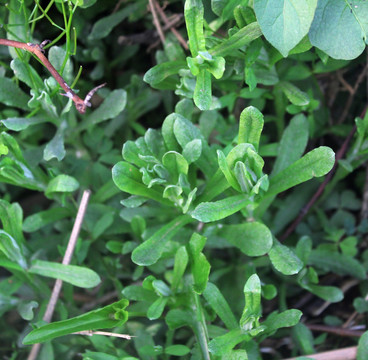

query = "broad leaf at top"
[
  {"left": 309, "top": 0, "right": 368, "bottom": 60},
  {"left": 254, "top": 0, "right": 317, "bottom": 57}
]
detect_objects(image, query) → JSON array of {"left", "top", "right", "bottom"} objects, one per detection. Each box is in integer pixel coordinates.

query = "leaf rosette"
[
  {"left": 113, "top": 128, "right": 198, "bottom": 213},
  {"left": 217, "top": 143, "right": 269, "bottom": 197}
]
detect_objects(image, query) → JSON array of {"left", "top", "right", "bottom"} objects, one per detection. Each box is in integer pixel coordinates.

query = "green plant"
[{"left": 1, "top": 1, "right": 368, "bottom": 359}]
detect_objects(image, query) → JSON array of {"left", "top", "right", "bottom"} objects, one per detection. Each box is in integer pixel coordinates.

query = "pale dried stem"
[
  {"left": 284, "top": 346, "right": 357, "bottom": 360},
  {"left": 149, "top": 0, "right": 165, "bottom": 44},
  {"left": 74, "top": 330, "right": 134, "bottom": 340},
  {"left": 154, "top": 0, "right": 188, "bottom": 49},
  {"left": 27, "top": 190, "right": 91, "bottom": 360}
]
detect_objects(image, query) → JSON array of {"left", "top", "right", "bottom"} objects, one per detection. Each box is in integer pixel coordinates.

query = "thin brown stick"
[
  {"left": 27, "top": 190, "right": 91, "bottom": 360},
  {"left": 118, "top": 14, "right": 182, "bottom": 46},
  {"left": 337, "top": 65, "right": 368, "bottom": 124},
  {"left": 154, "top": 0, "right": 188, "bottom": 50},
  {"left": 307, "top": 323, "right": 364, "bottom": 337},
  {"left": 0, "top": 38, "right": 105, "bottom": 114},
  {"left": 148, "top": 0, "right": 165, "bottom": 45},
  {"left": 283, "top": 346, "right": 357, "bottom": 360}
]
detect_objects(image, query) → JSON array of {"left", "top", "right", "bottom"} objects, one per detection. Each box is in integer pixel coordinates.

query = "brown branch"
[
  {"left": 0, "top": 38, "right": 105, "bottom": 114},
  {"left": 148, "top": 0, "right": 165, "bottom": 45},
  {"left": 307, "top": 323, "right": 364, "bottom": 337},
  {"left": 27, "top": 190, "right": 91, "bottom": 360},
  {"left": 154, "top": 0, "right": 188, "bottom": 50},
  {"left": 118, "top": 14, "right": 182, "bottom": 46},
  {"left": 337, "top": 65, "right": 368, "bottom": 124},
  {"left": 283, "top": 346, "right": 357, "bottom": 360}
]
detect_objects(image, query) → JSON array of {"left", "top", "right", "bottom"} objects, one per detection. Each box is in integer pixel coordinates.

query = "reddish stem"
[{"left": 0, "top": 38, "right": 105, "bottom": 114}]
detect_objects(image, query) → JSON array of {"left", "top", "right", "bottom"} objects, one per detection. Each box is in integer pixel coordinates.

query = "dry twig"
[
  {"left": 284, "top": 346, "right": 357, "bottom": 360},
  {"left": 74, "top": 330, "right": 133, "bottom": 340},
  {"left": 148, "top": 0, "right": 165, "bottom": 45},
  {"left": 154, "top": 0, "right": 188, "bottom": 49},
  {"left": 27, "top": 190, "right": 91, "bottom": 360},
  {"left": 0, "top": 39, "right": 105, "bottom": 114}
]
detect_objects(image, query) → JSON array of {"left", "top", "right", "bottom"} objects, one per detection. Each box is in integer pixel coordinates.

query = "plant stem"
[
  {"left": 0, "top": 38, "right": 105, "bottom": 114},
  {"left": 27, "top": 190, "right": 91, "bottom": 360}
]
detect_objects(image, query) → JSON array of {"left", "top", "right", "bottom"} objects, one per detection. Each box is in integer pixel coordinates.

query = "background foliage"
[{"left": 1, "top": 0, "right": 368, "bottom": 359}]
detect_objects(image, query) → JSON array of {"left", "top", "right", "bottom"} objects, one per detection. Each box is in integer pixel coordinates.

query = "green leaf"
[
  {"left": 217, "top": 149, "right": 240, "bottom": 191},
  {"left": 358, "top": 331, "right": 368, "bottom": 360},
  {"left": 263, "top": 309, "right": 302, "bottom": 333},
  {"left": 208, "top": 329, "right": 248, "bottom": 356},
  {"left": 182, "top": 139, "right": 202, "bottom": 164},
  {"left": 173, "top": 114, "right": 216, "bottom": 175},
  {"left": 84, "top": 89, "right": 127, "bottom": 126},
  {"left": 191, "top": 194, "right": 251, "bottom": 223},
  {"left": 301, "top": 283, "right": 343, "bottom": 302},
  {"left": 165, "top": 345, "right": 191, "bottom": 356},
  {"left": 185, "top": 0, "right": 206, "bottom": 56},
  {"left": 309, "top": 0, "right": 368, "bottom": 60},
  {"left": 269, "top": 240, "right": 303, "bottom": 275},
  {"left": 89, "top": 3, "right": 140, "bottom": 40},
  {"left": 240, "top": 274, "right": 262, "bottom": 331},
  {"left": 203, "top": 282, "right": 238, "bottom": 330},
  {"left": 210, "top": 22, "right": 262, "bottom": 57},
  {"left": 0, "top": 200, "right": 25, "bottom": 247},
  {"left": 112, "top": 161, "right": 170, "bottom": 205},
  {"left": 188, "top": 233, "right": 210, "bottom": 294},
  {"left": 92, "top": 212, "right": 114, "bottom": 240},
  {"left": 132, "top": 215, "right": 193, "bottom": 266},
  {"left": 166, "top": 309, "right": 194, "bottom": 330},
  {"left": 11, "top": 58, "right": 44, "bottom": 90},
  {"left": 292, "top": 323, "right": 315, "bottom": 355},
  {"left": 0, "top": 77, "right": 29, "bottom": 109},
  {"left": 46, "top": 175, "right": 79, "bottom": 196},
  {"left": 48, "top": 46, "right": 73, "bottom": 83},
  {"left": 1, "top": 116, "right": 47, "bottom": 131},
  {"left": 144, "top": 61, "right": 186, "bottom": 87},
  {"left": 267, "top": 147, "right": 335, "bottom": 197},
  {"left": 308, "top": 249, "right": 366, "bottom": 280},
  {"left": 147, "top": 297, "right": 168, "bottom": 320},
  {"left": 254, "top": 0, "right": 317, "bottom": 57},
  {"left": 44, "top": 131, "right": 66, "bottom": 162},
  {"left": 162, "top": 151, "right": 189, "bottom": 182},
  {"left": 194, "top": 68, "right": 212, "bottom": 110},
  {"left": 23, "top": 299, "right": 129, "bottom": 345},
  {"left": 272, "top": 114, "right": 309, "bottom": 176},
  {"left": 17, "top": 301, "right": 38, "bottom": 321},
  {"left": 29, "top": 260, "right": 101, "bottom": 288},
  {"left": 279, "top": 81, "right": 310, "bottom": 106},
  {"left": 122, "top": 285, "right": 157, "bottom": 302},
  {"left": 172, "top": 246, "right": 189, "bottom": 292},
  {"left": 221, "top": 222, "right": 273, "bottom": 256},
  {"left": 23, "top": 207, "right": 71, "bottom": 232},
  {"left": 0, "top": 230, "right": 27, "bottom": 269},
  {"left": 238, "top": 106, "right": 264, "bottom": 151}
]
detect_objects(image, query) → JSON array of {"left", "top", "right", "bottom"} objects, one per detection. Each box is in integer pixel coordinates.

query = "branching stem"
[{"left": 0, "top": 38, "right": 105, "bottom": 114}]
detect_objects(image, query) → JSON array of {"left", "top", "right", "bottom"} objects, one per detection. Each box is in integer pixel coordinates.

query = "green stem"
[{"left": 192, "top": 291, "right": 211, "bottom": 360}]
